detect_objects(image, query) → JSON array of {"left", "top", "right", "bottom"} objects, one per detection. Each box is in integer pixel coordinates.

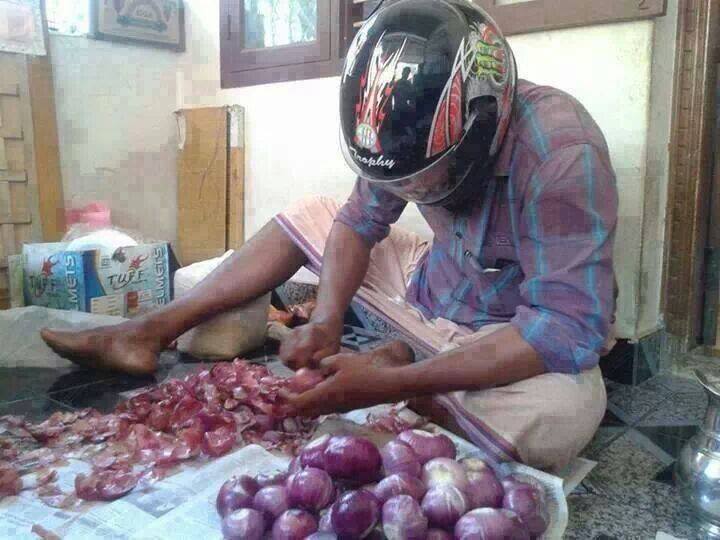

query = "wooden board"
[
  {"left": 177, "top": 107, "right": 229, "bottom": 265},
  {"left": 25, "top": 41, "right": 66, "bottom": 241},
  {"left": 227, "top": 105, "right": 245, "bottom": 251}
]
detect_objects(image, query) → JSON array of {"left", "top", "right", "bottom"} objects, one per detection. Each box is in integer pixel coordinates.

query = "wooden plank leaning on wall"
[{"left": 176, "top": 106, "right": 246, "bottom": 266}]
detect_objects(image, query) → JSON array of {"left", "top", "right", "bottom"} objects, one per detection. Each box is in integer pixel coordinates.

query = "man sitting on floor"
[{"left": 41, "top": 0, "right": 617, "bottom": 472}]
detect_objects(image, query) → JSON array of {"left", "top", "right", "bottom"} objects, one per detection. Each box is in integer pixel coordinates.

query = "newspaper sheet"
[{"left": 1, "top": 406, "right": 571, "bottom": 539}]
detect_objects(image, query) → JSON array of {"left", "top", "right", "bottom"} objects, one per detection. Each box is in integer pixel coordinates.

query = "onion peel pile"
[{"left": 0, "top": 359, "right": 324, "bottom": 504}]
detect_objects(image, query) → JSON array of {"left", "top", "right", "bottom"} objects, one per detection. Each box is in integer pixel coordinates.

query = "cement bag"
[{"left": 175, "top": 251, "right": 270, "bottom": 359}]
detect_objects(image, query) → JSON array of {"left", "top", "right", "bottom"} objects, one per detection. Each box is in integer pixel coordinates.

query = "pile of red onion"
[
  {"left": 0, "top": 360, "right": 323, "bottom": 505},
  {"left": 217, "top": 429, "right": 549, "bottom": 539}
]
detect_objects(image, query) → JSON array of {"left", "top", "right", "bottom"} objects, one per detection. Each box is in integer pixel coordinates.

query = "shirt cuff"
[{"left": 511, "top": 306, "right": 601, "bottom": 374}]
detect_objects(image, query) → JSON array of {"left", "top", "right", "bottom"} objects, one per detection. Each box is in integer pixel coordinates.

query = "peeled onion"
[
  {"left": 287, "top": 368, "right": 325, "bottom": 393},
  {"left": 421, "top": 484, "right": 467, "bottom": 530},
  {"left": 216, "top": 475, "right": 257, "bottom": 517},
  {"left": 286, "top": 467, "right": 334, "bottom": 511},
  {"left": 331, "top": 489, "right": 380, "bottom": 539},
  {"left": 454, "top": 508, "right": 529, "bottom": 540},
  {"left": 373, "top": 473, "right": 427, "bottom": 504},
  {"left": 300, "top": 434, "right": 332, "bottom": 470},
  {"left": 381, "top": 440, "right": 421, "bottom": 477},
  {"left": 422, "top": 458, "right": 469, "bottom": 491},
  {"left": 396, "top": 430, "right": 456, "bottom": 464},
  {"left": 271, "top": 509, "right": 318, "bottom": 540},
  {"left": 253, "top": 485, "right": 289, "bottom": 522},
  {"left": 221, "top": 508, "right": 265, "bottom": 540},
  {"left": 324, "top": 436, "right": 382, "bottom": 484},
  {"left": 503, "top": 483, "right": 548, "bottom": 536},
  {"left": 465, "top": 470, "right": 504, "bottom": 509},
  {"left": 381, "top": 494, "right": 428, "bottom": 540}
]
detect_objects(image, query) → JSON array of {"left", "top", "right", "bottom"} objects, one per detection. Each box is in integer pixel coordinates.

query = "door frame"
[{"left": 662, "top": 0, "right": 719, "bottom": 347}]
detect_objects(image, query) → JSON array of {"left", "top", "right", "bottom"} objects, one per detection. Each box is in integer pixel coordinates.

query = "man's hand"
[
  {"left": 279, "top": 319, "right": 343, "bottom": 370},
  {"left": 281, "top": 341, "right": 415, "bottom": 417}
]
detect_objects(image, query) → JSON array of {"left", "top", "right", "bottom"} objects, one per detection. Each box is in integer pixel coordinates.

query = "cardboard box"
[{"left": 22, "top": 242, "right": 175, "bottom": 317}]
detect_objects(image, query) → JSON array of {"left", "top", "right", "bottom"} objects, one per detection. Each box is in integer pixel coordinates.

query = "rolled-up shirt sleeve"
[
  {"left": 511, "top": 144, "right": 618, "bottom": 374},
  {"left": 335, "top": 178, "right": 407, "bottom": 247}
]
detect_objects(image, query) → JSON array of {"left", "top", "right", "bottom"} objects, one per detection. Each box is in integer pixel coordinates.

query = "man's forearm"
[
  {"left": 312, "top": 222, "right": 371, "bottom": 326},
  {"left": 389, "top": 325, "right": 546, "bottom": 398}
]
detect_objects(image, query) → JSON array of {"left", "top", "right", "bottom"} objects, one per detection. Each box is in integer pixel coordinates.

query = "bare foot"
[{"left": 40, "top": 323, "right": 162, "bottom": 376}]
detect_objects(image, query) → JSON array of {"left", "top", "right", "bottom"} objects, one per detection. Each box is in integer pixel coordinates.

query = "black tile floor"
[{"left": 0, "top": 283, "right": 710, "bottom": 539}]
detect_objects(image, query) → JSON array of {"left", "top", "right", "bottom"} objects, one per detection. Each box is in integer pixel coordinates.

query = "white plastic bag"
[
  {"left": 0, "top": 306, "right": 127, "bottom": 368},
  {"left": 175, "top": 251, "right": 270, "bottom": 359}
]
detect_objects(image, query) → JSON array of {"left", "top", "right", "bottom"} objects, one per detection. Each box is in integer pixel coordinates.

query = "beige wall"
[
  {"left": 51, "top": 0, "right": 679, "bottom": 339},
  {"left": 51, "top": 34, "right": 179, "bottom": 244}
]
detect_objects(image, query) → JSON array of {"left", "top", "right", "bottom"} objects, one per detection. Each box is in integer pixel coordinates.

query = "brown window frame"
[
  {"left": 220, "top": 0, "right": 668, "bottom": 90},
  {"left": 475, "top": 0, "right": 667, "bottom": 36}
]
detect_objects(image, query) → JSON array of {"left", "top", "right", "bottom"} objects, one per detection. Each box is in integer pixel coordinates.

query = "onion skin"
[
  {"left": 221, "top": 508, "right": 265, "bottom": 540},
  {"left": 253, "top": 485, "right": 289, "bottom": 522},
  {"left": 381, "top": 440, "right": 422, "bottom": 478},
  {"left": 300, "top": 434, "right": 332, "bottom": 470},
  {"left": 426, "top": 529, "right": 453, "bottom": 540},
  {"left": 331, "top": 489, "right": 380, "bottom": 539},
  {"left": 454, "top": 508, "right": 530, "bottom": 540},
  {"left": 396, "top": 430, "right": 456, "bottom": 464},
  {"left": 381, "top": 494, "right": 428, "bottom": 540},
  {"left": 324, "top": 436, "right": 382, "bottom": 484},
  {"left": 271, "top": 509, "right": 318, "bottom": 540},
  {"left": 373, "top": 473, "right": 427, "bottom": 504},
  {"left": 503, "top": 484, "right": 548, "bottom": 536},
  {"left": 420, "top": 484, "right": 468, "bottom": 530},
  {"left": 421, "top": 458, "right": 469, "bottom": 492},
  {"left": 465, "top": 470, "right": 504, "bottom": 509},
  {"left": 216, "top": 475, "right": 257, "bottom": 517},
  {"left": 286, "top": 467, "right": 334, "bottom": 511}
]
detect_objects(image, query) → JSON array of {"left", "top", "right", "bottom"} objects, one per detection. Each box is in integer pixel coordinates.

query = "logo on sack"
[
  {"left": 41, "top": 257, "right": 59, "bottom": 277},
  {"left": 129, "top": 255, "right": 149, "bottom": 270},
  {"left": 107, "top": 255, "right": 151, "bottom": 291}
]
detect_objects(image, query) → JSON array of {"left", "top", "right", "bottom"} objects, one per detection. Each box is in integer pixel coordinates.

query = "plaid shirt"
[{"left": 336, "top": 80, "right": 618, "bottom": 374}]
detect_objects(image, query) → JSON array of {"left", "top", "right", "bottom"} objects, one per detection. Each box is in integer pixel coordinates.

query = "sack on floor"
[
  {"left": 174, "top": 251, "right": 270, "bottom": 359},
  {"left": 0, "top": 306, "right": 126, "bottom": 368}
]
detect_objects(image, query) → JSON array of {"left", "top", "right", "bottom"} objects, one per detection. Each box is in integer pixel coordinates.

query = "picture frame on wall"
[{"left": 90, "top": 0, "right": 185, "bottom": 52}]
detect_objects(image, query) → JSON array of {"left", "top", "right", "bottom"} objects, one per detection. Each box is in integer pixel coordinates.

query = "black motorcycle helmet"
[{"left": 339, "top": 0, "right": 517, "bottom": 207}]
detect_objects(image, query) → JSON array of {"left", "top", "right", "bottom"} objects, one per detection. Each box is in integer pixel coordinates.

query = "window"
[
  {"left": 220, "top": 0, "right": 666, "bottom": 89},
  {"left": 45, "top": 0, "right": 89, "bottom": 36},
  {"left": 221, "top": 0, "right": 376, "bottom": 88}
]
